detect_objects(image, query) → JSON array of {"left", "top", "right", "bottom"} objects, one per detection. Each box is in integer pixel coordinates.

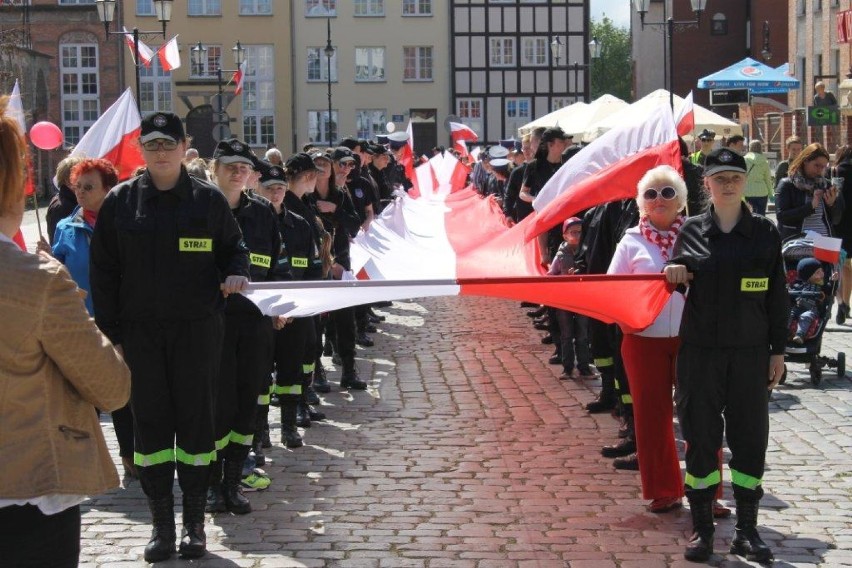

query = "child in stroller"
[{"left": 789, "top": 258, "right": 827, "bottom": 345}]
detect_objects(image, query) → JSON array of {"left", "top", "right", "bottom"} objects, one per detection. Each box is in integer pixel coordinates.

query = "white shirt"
[{"left": 607, "top": 226, "right": 684, "bottom": 338}]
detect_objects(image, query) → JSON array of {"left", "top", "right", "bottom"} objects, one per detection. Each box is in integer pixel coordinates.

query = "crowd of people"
[{"left": 2, "top": 92, "right": 851, "bottom": 565}]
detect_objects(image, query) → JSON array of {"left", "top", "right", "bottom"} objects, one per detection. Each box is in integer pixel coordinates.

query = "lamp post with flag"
[
  {"left": 191, "top": 41, "right": 246, "bottom": 143},
  {"left": 95, "top": 0, "right": 173, "bottom": 112}
]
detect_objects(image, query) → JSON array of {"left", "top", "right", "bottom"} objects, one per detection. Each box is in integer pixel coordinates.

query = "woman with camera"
[{"left": 775, "top": 143, "right": 843, "bottom": 241}]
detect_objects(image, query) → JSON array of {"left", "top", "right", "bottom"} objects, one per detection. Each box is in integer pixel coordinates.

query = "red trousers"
[{"left": 621, "top": 334, "right": 684, "bottom": 500}]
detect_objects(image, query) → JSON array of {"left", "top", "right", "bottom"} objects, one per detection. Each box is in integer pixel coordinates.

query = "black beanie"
[{"left": 797, "top": 257, "right": 822, "bottom": 282}]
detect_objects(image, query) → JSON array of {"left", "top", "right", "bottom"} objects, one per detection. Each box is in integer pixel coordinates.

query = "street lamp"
[
  {"left": 761, "top": 21, "right": 772, "bottom": 62},
  {"left": 191, "top": 40, "right": 245, "bottom": 143},
  {"left": 96, "top": 0, "right": 173, "bottom": 112},
  {"left": 551, "top": 35, "right": 600, "bottom": 103},
  {"left": 634, "top": 0, "right": 707, "bottom": 109},
  {"left": 324, "top": 18, "right": 336, "bottom": 146}
]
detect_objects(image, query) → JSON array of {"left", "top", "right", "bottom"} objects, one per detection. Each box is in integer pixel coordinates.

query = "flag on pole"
[
  {"left": 69, "top": 88, "right": 145, "bottom": 180},
  {"left": 449, "top": 121, "right": 478, "bottom": 157},
  {"left": 10, "top": 80, "right": 34, "bottom": 251},
  {"left": 233, "top": 61, "right": 248, "bottom": 95},
  {"left": 158, "top": 35, "right": 181, "bottom": 71},
  {"left": 675, "top": 90, "right": 695, "bottom": 137},
  {"left": 813, "top": 234, "right": 843, "bottom": 264},
  {"left": 122, "top": 27, "right": 154, "bottom": 67}
]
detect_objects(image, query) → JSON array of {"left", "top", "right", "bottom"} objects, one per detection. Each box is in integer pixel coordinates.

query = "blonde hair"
[
  {"left": 0, "top": 96, "right": 28, "bottom": 216},
  {"left": 635, "top": 165, "right": 688, "bottom": 214},
  {"left": 55, "top": 155, "right": 84, "bottom": 188}
]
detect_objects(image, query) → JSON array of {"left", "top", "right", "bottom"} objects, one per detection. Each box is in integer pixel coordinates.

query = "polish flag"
[
  {"left": 449, "top": 121, "right": 478, "bottom": 156},
  {"left": 527, "top": 104, "right": 682, "bottom": 241},
  {"left": 122, "top": 27, "right": 154, "bottom": 67},
  {"left": 10, "top": 80, "right": 33, "bottom": 251},
  {"left": 69, "top": 88, "right": 145, "bottom": 180},
  {"left": 158, "top": 35, "right": 181, "bottom": 72},
  {"left": 813, "top": 234, "right": 843, "bottom": 264},
  {"left": 232, "top": 61, "right": 248, "bottom": 95},
  {"left": 675, "top": 91, "right": 695, "bottom": 137}
]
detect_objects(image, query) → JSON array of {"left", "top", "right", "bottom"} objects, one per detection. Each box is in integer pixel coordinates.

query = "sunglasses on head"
[
  {"left": 643, "top": 186, "right": 677, "bottom": 201},
  {"left": 142, "top": 139, "right": 178, "bottom": 151}
]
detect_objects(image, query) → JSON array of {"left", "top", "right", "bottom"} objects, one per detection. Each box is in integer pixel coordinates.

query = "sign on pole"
[{"left": 807, "top": 106, "right": 840, "bottom": 127}]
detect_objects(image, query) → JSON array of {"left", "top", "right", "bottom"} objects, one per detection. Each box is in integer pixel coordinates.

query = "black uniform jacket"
[
  {"left": 775, "top": 177, "right": 844, "bottom": 241},
  {"left": 228, "top": 192, "right": 288, "bottom": 315},
  {"left": 90, "top": 168, "right": 250, "bottom": 345},
  {"left": 670, "top": 204, "right": 788, "bottom": 355},
  {"left": 283, "top": 191, "right": 324, "bottom": 281},
  {"left": 308, "top": 185, "right": 361, "bottom": 271}
]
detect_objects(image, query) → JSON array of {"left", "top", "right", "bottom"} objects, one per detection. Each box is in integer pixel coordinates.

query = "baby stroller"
[{"left": 780, "top": 235, "right": 846, "bottom": 386}]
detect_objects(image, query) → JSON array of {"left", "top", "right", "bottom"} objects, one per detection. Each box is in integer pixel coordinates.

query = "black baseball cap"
[
  {"left": 140, "top": 112, "right": 185, "bottom": 143},
  {"left": 309, "top": 149, "right": 332, "bottom": 163},
  {"left": 330, "top": 147, "right": 356, "bottom": 163},
  {"left": 698, "top": 128, "right": 717, "bottom": 141},
  {"left": 703, "top": 147, "right": 747, "bottom": 177},
  {"left": 540, "top": 127, "right": 572, "bottom": 144},
  {"left": 339, "top": 137, "right": 361, "bottom": 151},
  {"left": 284, "top": 152, "right": 321, "bottom": 177},
  {"left": 212, "top": 138, "right": 255, "bottom": 167},
  {"left": 257, "top": 160, "right": 287, "bottom": 187}
]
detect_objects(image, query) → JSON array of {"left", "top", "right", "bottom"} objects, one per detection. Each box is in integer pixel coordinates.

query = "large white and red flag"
[
  {"left": 449, "top": 121, "right": 478, "bottom": 157},
  {"left": 69, "top": 88, "right": 144, "bottom": 180},
  {"left": 232, "top": 61, "right": 248, "bottom": 95},
  {"left": 675, "top": 90, "right": 695, "bottom": 137},
  {"left": 122, "top": 27, "right": 154, "bottom": 67},
  {"left": 158, "top": 35, "right": 181, "bottom": 72}
]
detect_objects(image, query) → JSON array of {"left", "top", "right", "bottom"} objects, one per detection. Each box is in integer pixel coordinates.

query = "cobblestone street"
[{"left": 78, "top": 295, "right": 852, "bottom": 567}]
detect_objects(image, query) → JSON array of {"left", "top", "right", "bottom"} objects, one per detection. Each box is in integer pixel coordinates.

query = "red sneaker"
[{"left": 647, "top": 497, "right": 683, "bottom": 513}]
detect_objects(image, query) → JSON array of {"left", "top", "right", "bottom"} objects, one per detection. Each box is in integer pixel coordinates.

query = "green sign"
[{"left": 807, "top": 105, "right": 840, "bottom": 127}]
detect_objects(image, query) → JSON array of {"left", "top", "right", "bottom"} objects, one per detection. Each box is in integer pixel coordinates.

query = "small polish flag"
[
  {"left": 449, "top": 121, "right": 478, "bottom": 157},
  {"left": 232, "top": 61, "right": 248, "bottom": 95},
  {"left": 122, "top": 27, "right": 154, "bottom": 67},
  {"left": 813, "top": 234, "right": 843, "bottom": 264},
  {"left": 675, "top": 91, "right": 695, "bottom": 137},
  {"left": 158, "top": 35, "right": 181, "bottom": 72}
]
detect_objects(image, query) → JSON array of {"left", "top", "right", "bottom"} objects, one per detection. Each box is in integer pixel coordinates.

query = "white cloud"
[{"left": 591, "top": 0, "right": 630, "bottom": 29}]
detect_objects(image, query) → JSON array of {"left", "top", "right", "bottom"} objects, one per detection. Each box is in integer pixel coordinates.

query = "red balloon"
[{"left": 29, "top": 121, "right": 63, "bottom": 150}]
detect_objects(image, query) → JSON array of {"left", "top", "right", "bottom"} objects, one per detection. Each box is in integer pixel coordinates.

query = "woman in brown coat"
[{"left": 0, "top": 96, "right": 131, "bottom": 567}]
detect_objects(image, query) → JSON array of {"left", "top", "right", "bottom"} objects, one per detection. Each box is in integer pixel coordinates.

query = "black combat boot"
[
  {"left": 602, "top": 412, "right": 635, "bottom": 457},
  {"left": 585, "top": 366, "right": 616, "bottom": 413},
  {"left": 179, "top": 492, "right": 207, "bottom": 559},
  {"left": 144, "top": 495, "right": 176, "bottom": 563},
  {"left": 205, "top": 460, "right": 226, "bottom": 514},
  {"left": 281, "top": 394, "right": 303, "bottom": 448},
  {"left": 730, "top": 499, "right": 773, "bottom": 563},
  {"left": 340, "top": 366, "right": 367, "bottom": 390},
  {"left": 684, "top": 495, "right": 715, "bottom": 562},
  {"left": 296, "top": 400, "right": 312, "bottom": 428},
  {"left": 222, "top": 457, "right": 252, "bottom": 515},
  {"left": 313, "top": 362, "right": 331, "bottom": 393}
]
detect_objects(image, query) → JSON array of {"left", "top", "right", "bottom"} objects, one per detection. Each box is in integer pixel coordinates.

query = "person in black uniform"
[
  {"left": 89, "top": 112, "right": 250, "bottom": 562},
  {"left": 369, "top": 144, "right": 394, "bottom": 212},
  {"left": 205, "top": 138, "right": 284, "bottom": 516},
  {"left": 666, "top": 148, "right": 786, "bottom": 563},
  {"left": 310, "top": 147, "right": 367, "bottom": 389}
]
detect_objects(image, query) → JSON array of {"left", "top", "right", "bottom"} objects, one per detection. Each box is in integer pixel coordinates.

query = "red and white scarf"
[{"left": 639, "top": 214, "right": 685, "bottom": 262}]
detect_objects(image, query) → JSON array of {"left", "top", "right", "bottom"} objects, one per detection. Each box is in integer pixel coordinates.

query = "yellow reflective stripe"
[
  {"left": 614, "top": 379, "right": 621, "bottom": 390},
  {"left": 134, "top": 448, "right": 175, "bottom": 467},
  {"left": 257, "top": 393, "right": 271, "bottom": 405},
  {"left": 175, "top": 447, "right": 217, "bottom": 466},
  {"left": 179, "top": 238, "right": 212, "bottom": 252},
  {"left": 730, "top": 468, "right": 762, "bottom": 490},
  {"left": 594, "top": 357, "right": 614, "bottom": 368},
  {"left": 291, "top": 257, "right": 308, "bottom": 268},
  {"left": 214, "top": 433, "right": 230, "bottom": 451},
  {"left": 302, "top": 363, "right": 315, "bottom": 374},
  {"left": 685, "top": 469, "right": 721, "bottom": 490},
  {"left": 621, "top": 394, "right": 633, "bottom": 404},
  {"left": 274, "top": 384, "right": 302, "bottom": 395},
  {"left": 229, "top": 430, "right": 253, "bottom": 446},
  {"left": 741, "top": 278, "right": 768, "bottom": 292},
  {"left": 250, "top": 253, "right": 272, "bottom": 268}
]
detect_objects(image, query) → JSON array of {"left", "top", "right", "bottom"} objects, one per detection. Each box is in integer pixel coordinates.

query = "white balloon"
[{"left": 386, "top": 122, "right": 396, "bottom": 133}]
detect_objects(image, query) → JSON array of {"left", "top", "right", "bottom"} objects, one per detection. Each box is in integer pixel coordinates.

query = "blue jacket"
[{"left": 52, "top": 206, "right": 94, "bottom": 315}]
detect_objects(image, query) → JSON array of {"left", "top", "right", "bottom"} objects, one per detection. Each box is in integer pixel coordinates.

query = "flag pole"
[{"left": 33, "top": 149, "right": 43, "bottom": 241}]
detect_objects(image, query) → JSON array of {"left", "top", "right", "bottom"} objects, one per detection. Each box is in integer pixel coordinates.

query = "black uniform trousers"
[
  {"left": 216, "top": 308, "right": 273, "bottom": 460},
  {"left": 273, "top": 316, "right": 317, "bottom": 396},
  {"left": 122, "top": 314, "right": 224, "bottom": 498},
  {"left": 676, "top": 344, "right": 769, "bottom": 501},
  {"left": 332, "top": 307, "right": 357, "bottom": 371},
  {"left": 589, "top": 320, "right": 632, "bottom": 404}
]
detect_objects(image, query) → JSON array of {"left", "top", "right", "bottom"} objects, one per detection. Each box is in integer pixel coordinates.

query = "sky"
[{"left": 591, "top": 0, "right": 631, "bottom": 29}]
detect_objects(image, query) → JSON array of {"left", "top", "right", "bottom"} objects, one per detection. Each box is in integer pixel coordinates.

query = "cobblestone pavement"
[{"left": 78, "top": 295, "right": 852, "bottom": 567}]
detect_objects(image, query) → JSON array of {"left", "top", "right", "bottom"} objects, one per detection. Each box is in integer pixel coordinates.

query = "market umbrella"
[{"left": 697, "top": 57, "right": 799, "bottom": 93}]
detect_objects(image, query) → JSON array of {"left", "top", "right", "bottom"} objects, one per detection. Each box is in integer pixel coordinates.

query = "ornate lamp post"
[
  {"left": 191, "top": 41, "right": 245, "bottom": 142},
  {"left": 324, "top": 18, "right": 336, "bottom": 146}
]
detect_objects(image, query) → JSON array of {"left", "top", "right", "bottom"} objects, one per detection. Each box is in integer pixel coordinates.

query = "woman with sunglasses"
[
  {"left": 666, "top": 148, "right": 786, "bottom": 563},
  {"left": 607, "top": 165, "right": 687, "bottom": 514}
]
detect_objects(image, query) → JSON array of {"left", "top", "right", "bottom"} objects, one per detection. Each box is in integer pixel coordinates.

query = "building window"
[
  {"left": 356, "top": 109, "right": 386, "bottom": 139},
  {"left": 403, "top": 46, "right": 433, "bottom": 81},
  {"left": 58, "top": 0, "right": 95, "bottom": 4},
  {"left": 242, "top": 45, "right": 275, "bottom": 146},
  {"left": 490, "top": 37, "right": 515, "bottom": 67},
  {"left": 552, "top": 97, "right": 572, "bottom": 111},
  {"left": 305, "top": 0, "right": 336, "bottom": 17},
  {"left": 308, "top": 110, "right": 338, "bottom": 144},
  {"left": 402, "top": 0, "right": 431, "bottom": 15},
  {"left": 710, "top": 13, "right": 727, "bottom": 35},
  {"left": 355, "top": 47, "right": 385, "bottom": 82},
  {"left": 505, "top": 97, "right": 531, "bottom": 137},
  {"left": 190, "top": 44, "right": 221, "bottom": 77},
  {"left": 307, "top": 47, "right": 337, "bottom": 81},
  {"left": 139, "top": 57, "right": 172, "bottom": 113},
  {"left": 60, "top": 43, "right": 99, "bottom": 148},
  {"left": 521, "top": 37, "right": 548, "bottom": 67},
  {"left": 188, "top": 0, "right": 221, "bottom": 16},
  {"left": 136, "top": 0, "right": 155, "bottom": 15},
  {"left": 457, "top": 97, "right": 483, "bottom": 134},
  {"left": 354, "top": 0, "right": 383, "bottom": 16},
  {"left": 240, "top": 0, "right": 271, "bottom": 15}
]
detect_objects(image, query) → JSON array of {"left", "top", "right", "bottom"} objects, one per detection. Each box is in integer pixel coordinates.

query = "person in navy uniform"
[{"left": 89, "top": 112, "right": 250, "bottom": 562}]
